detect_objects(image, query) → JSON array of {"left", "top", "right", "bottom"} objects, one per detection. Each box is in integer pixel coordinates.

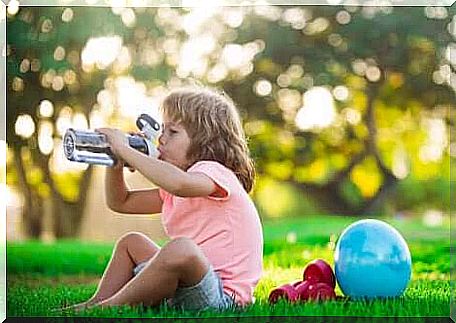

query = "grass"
[{"left": 6, "top": 214, "right": 452, "bottom": 319}]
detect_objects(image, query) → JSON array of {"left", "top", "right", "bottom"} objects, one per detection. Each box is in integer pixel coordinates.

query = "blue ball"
[{"left": 334, "top": 219, "right": 412, "bottom": 299}]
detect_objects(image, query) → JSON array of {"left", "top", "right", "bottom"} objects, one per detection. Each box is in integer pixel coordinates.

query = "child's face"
[{"left": 157, "top": 116, "right": 192, "bottom": 170}]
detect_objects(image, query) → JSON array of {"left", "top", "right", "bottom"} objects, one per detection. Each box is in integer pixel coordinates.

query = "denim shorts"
[{"left": 133, "top": 262, "right": 235, "bottom": 312}]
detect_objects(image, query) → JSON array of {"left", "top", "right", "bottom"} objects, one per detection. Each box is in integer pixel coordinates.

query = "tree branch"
[{"left": 327, "top": 149, "right": 368, "bottom": 187}]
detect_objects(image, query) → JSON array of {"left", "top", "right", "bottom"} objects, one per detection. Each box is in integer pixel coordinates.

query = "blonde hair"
[{"left": 160, "top": 86, "right": 255, "bottom": 193}]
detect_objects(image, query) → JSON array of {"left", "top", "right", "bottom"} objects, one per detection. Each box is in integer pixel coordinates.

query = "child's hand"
[
  {"left": 127, "top": 130, "right": 146, "bottom": 139},
  {"left": 95, "top": 128, "right": 129, "bottom": 157},
  {"left": 122, "top": 131, "right": 147, "bottom": 172}
]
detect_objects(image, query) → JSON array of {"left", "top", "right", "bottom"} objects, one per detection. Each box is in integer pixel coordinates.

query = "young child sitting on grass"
[{"left": 64, "top": 86, "right": 264, "bottom": 312}]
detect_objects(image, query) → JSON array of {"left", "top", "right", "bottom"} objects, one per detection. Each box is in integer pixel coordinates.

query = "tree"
[
  {"left": 7, "top": 5, "right": 455, "bottom": 240},
  {"left": 7, "top": 6, "right": 182, "bottom": 238},
  {"left": 223, "top": 6, "right": 455, "bottom": 215},
  {"left": 8, "top": 7, "right": 133, "bottom": 237}
]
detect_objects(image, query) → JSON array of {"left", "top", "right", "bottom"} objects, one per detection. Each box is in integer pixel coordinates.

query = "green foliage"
[
  {"left": 395, "top": 177, "right": 451, "bottom": 212},
  {"left": 340, "top": 178, "right": 364, "bottom": 209},
  {"left": 6, "top": 6, "right": 456, "bottom": 232},
  {"left": 52, "top": 172, "right": 85, "bottom": 202},
  {"left": 254, "top": 178, "right": 320, "bottom": 218}
]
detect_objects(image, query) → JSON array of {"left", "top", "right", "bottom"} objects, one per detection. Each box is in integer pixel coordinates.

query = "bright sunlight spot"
[
  {"left": 72, "top": 112, "right": 88, "bottom": 130},
  {"left": 181, "top": 6, "right": 219, "bottom": 35},
  {"left": 177, "top": 35, "right": 216, "bottom": 78},
  {"left": 295, "top": 87, "right": 336, "bottom": 131},
  {"left": 38, "top": 121, "right": 54, "bottom": 155},
  {"left": 286, "top": 231, "right": 297, "bottom": 244},
  {"left": 7, "top": 0, "right": 20, "bottom": 16},
  {"left": 113, "top": 76, "right": 161, "bottom": 120},
  {"left": 81, "top": 36, "right": 123, "bottom": 71},
  {"left": 61, "top": 8, "right": 74, "bottom": 22},
  {"left": 342, "top": 108, "right": 361, "bottom": 125},
  {"left": 39, "top": 100, "right": 54, "bottom": 118},
  {"left": 50, "top": 138, "right": 88, "bottom": 174},
  {"left": 332, "top": 85, "right": 349, "bottom": 101},
  {"left": 419, "top": 117, "right": 447, "bottom": 163},
  {"left": 56, "top": 106, "right": 73, "bottom": 136},
  {"left": 15, "top": 114, "right": 35, "bottom": 138},
  {"left": 423, "top": 209, "right": 444, "bottom": 227},
  {"left": 254, "top": 79, "right": 272, "bottom": 96},
  {"left": 1, "top": 184, "right": 18, "bottom": 207},
  {"left": 392, "top": 147, "right": 409, "bottom": 179}
]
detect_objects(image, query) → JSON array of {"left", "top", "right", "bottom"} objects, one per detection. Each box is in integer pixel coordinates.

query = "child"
[{"left": 67, "top": 86, "right": 263, "bottom": 312}]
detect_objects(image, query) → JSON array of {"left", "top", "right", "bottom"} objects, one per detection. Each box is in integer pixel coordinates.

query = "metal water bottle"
[{"left": 63, "top": 114, "right": 160, "bottom": 167}]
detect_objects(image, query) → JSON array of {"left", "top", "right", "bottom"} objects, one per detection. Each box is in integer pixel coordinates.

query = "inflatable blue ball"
[{"left": 334, "top": 219, "right": 411, "bottom": 299}]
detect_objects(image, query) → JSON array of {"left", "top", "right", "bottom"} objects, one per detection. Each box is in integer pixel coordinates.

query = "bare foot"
[{"left": 50, "top": 300, "right": 95, "bottom": 314}]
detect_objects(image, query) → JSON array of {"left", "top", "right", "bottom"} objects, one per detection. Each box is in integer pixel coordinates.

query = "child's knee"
[
  {"left": 169, "top": 237, "right": 200, "bottom": 256},
  {"left": 161, "top": 237, "right": 203, "bottom": 269},
  {"left": 116, "top": 231, "right": 149, "bottom": 250}
]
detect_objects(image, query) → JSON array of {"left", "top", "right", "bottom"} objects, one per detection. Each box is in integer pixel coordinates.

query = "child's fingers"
[
  {"left": 128, "top": 131, "right": 146, "bottom": 138},
  {"left": 95, "top": 128, "right": 110, "bottom": 135}
]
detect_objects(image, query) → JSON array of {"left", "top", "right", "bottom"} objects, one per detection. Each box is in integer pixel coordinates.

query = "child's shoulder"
[
  {"left": 188, "top": 160, "right": 227, "bottom": 171},
  {"left": 188, "top": 160, "right": 235, "bottom": 177}
]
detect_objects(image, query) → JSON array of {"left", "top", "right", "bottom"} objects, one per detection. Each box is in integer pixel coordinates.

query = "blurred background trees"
[{"left": 6, "top": 4, "right": 455, "bottom": 238}]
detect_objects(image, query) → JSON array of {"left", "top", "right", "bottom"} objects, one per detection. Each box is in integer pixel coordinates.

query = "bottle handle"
[{"left": 136, "top": 114, "right": 160, "bottom": 134}]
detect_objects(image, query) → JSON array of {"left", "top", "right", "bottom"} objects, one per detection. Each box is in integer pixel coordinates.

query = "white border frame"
[{"left": 2, "top": 1, "right": 455, "bottom": 322}]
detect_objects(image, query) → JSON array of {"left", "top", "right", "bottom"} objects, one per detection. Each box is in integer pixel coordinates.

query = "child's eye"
[{"left": 169, "top": 129, "right": 178, "bottom": 134}]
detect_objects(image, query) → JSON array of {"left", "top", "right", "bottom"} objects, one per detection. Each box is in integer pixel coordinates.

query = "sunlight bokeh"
[
  {"left": 14, "top": 115, "right": 35, "bottom": 138},
  {"left": 177, "top": 35, "right": 215, "bottom": 78},
  {"left": 39, "top": 100, "right": 54, "bottom": 118},
  {"left": 419, "top": 117, "right": 447, "bottom": 163},
  {"left": 422, "top": 209, "right": 444, "bottom": 227},
  {"left": 113, "top": 76, "right": 162, "bottom": 121},
  {"left": 55, "top": 106, "right": 73, "bottom": 137},
  {"left": 7, "top": 0, "right": 19, "bottom": 16},
  {"left": 81, "top": 36, "right": 123, "bottom": 71},
  {"left": 5, "top": 5, "right": 454, "bottom": 248},
  {"left": 295, "top": 86, "right": 336, "bottom": 131},
  {"left": 38, "top": 121, "right": 54, "bottom": 155},
  {"left": 50, "top": 138, "right": 89, "bottom": 174},
  {"left": 392, "top": 146, "right": 410, "bottom": 179}
]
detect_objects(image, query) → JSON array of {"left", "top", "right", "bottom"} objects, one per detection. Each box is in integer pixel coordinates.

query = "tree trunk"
[
  {"left": 290, "top": 82, "right": 400, "bottom": 216},
  {"left": 31, "top": 146, "right": 95, "bottom": 238},
  {"left": 289, "top": 181, "right": 356, "bottom": 215},
  {"left": 52, "top": 166, "right": 94, "bottom": 238},
  {"left": 358, "top": 83, "right": 399, "bottom": 214},
  {"left": 12, "top": 146, "right": 43, "bottom": 238}
]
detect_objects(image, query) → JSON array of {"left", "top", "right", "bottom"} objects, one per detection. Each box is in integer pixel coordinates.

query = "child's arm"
[
  {"left": 105, "top": 161, "right": 163, "bottom": 214},
  {"left": 122, "top": 147, "right": 217, "bottom": 197},
  {"left": 97, "top": 128, "right": 218, "bottom": 198}
]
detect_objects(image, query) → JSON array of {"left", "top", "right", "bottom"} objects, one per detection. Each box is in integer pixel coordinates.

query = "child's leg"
[
  {"left": 92, "top": 237, "right": 210, "bottom": 308},
  {"left": 66, "top": 232, "right": 160, "bottom": 309}
]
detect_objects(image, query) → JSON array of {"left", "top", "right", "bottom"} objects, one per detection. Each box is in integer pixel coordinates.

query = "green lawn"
[{"left": 7, "top": 215, "right": 451, "bottom": 319}]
